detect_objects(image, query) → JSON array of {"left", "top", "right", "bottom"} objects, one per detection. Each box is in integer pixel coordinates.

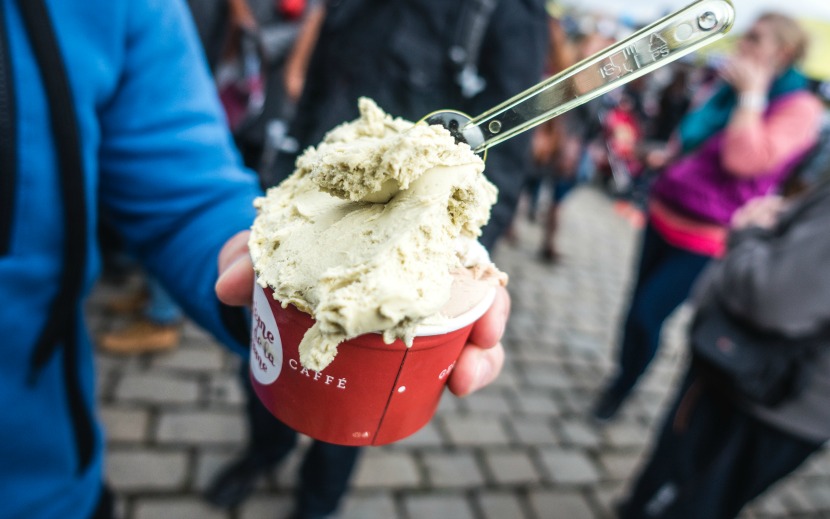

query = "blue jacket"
[{"left": 0, "top": 0, "right": 261, "bottom": 517}]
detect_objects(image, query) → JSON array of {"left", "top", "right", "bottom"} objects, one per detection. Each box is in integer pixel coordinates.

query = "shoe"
[
  {"left": 204, "top": 452, "right": 278, "bottom": 509},
  {"left": 591, "top": 388, "right": 626, "bottom": 422},
  {"left": 98, "top": 319, "right": 181, "bottom": 354},
  {"left": 539, "top": 246, "right": 560, "bottom": 264}
]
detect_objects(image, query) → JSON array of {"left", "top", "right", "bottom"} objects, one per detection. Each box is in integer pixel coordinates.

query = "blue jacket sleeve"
[{"left": 97, "top": 0, "right": 262, "bottom": 354}]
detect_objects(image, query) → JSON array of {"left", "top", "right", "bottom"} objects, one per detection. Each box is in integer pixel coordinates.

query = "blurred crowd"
[{"left": 5, "top": 0, "right": 829, "bottom": 518}]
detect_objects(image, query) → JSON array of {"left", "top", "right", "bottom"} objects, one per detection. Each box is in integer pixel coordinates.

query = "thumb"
[{"left": 215, "top": 231, "right": 255, "bottom": 307}]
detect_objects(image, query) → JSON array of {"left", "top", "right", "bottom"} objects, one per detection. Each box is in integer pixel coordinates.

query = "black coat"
[{"left": 278, "top": 0, "right": 549, "bottom": 249}]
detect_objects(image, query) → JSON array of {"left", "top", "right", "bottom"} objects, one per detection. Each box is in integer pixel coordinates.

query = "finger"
[
  {"left": 467, "top": 286, "right": 511, "bottom": 349},
  {"left": 215, "top": 231, "right": 255, "bottom": 307},
  {"left": 218, "top": 231, "right": 251, "bottom": 273},
  {"left": 447, "top": 341, "right": 505, "bottom": 397},
  {"left": 216, "top": 254, "right": 255, "bottom": 306}
]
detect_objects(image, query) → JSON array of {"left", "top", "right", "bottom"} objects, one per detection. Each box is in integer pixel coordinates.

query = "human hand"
[
  {"left": 446, "top": 286, "right": 510, "bottom": 397},
  {"left": 719, "top": 54, "right": 775, "bottom": 96},
  {"left": 531, "top": 130, "right": 554, "bottom": 165},
  {"left": 215, "top": 230, "right": 255, "bottom": 306},
  {"left": 283, "top": 67, "right": 306, "bottom": 103},
  {"left": 730, "top": 195, "right": 786, "bottom": 230},
  {"left": 216, "top": 231, "right": 512, "bottom": 397},
  {"left": 645, "top": 147, "right": 672, "bottom": 170}
]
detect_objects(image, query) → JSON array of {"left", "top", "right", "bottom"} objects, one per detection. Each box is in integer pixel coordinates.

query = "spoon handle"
[{"left": 466, "top": 0, "right": 735, "bottom": 153}]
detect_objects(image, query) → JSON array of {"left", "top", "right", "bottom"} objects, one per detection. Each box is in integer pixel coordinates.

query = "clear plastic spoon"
[{"left": 425, "top": 0, "right": 735, "bottom": 153}]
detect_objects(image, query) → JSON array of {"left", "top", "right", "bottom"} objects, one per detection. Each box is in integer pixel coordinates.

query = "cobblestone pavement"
[{"left": 89, "top": 186, "right": 830, "bottom": 519}]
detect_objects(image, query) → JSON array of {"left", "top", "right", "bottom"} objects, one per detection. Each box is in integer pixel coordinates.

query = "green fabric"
[{"left": 678, "top": 67, "right": 809, "bottom": 153}]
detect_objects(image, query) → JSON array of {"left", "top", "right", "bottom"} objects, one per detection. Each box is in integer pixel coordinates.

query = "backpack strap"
[
  {"left": 14, "top": 0, "right": 94, "bottom": 472},
  {"left": 449, "top": 0, "right": 498, "bottom": 99},
  {"left": 0, "top": 2, "right": 16, "bottom": 256}
]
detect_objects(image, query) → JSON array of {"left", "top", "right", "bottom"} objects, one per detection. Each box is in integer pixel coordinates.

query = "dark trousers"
[
  {"left": 242, "top": 365, "right": 361, "bottom": 517},
  {"left": 610, "top": 223, "right": 711, "bottom": 397},
  {"left": 619, "top": 366, "right": 821, "bottom": 519}
]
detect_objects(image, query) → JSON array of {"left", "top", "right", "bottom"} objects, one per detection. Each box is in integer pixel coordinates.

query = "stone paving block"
[
  {"left": 507, "top": 416, "right": 559, "bottom": 446},
  {"left": 602, "top": 421, "right": 648, "bottom": 449},
  {"left": 598, "top": 452, "right": 642, "bottom": 481},
  {"left": 107, "top": 449, "right": 188, "bottom": 491},
  {"left": 802, "top": 449, "right": 830, "bottom": 476},
  {"left": 340, "top": 492, "right": 398, "bottom": 519},
  {"left": 181, "top": 321, "right": 215, "bottom": 342},
  {"left": 204, "top": 373, "right": 246, "bottom": 406},
  {"left": 443, "top": 416, "right": 511, "bottom": 446},
  {"left": 393, "top": 420, "right": 445, "bottom": 448},
  {"left": 559, "top": 419, "right": 602, "bottom": 448},
  {"left": 95, "top": 350, "right": 141, "bottom": 382},
  {"left": 803, "top": 479, "right": 830, "bottom": 509},
  {"left": 239, "top": 495, "right": 295, "bottom": 519},
  {"left": 487, "top": 365, "right": 521, "bottom": 389},
  {"left": 511, "top": 389, "right": 561, "bottom": 416},
  {"left": 568, "top": 363, "right": 609, "bottom": 385},
  {"left": 508, "top": 313, "right": 537, "bottom": 336},
  {"left": 558, "top": 388, "right": 596, "bottom": 416},
  {"left": 192, "top": 450, "right": 240, "bottom": 492},
  {"left": 563, "top": 342, "right": 612, "bottom": 369},
  {"left": 423, "top": 451, "right": 484, "bottom": 488},
  {"left": 100, "top": 406, "right": 150, "bottom": 443},
  {"left": 84, "top": 311, "right": 108, "bottom": 334},
  {"left": 629, "top": 395, "right": 668, "bottom": 421},
  {"left": 810, "top": 446, "right": 830, "bottom": 465},
  {"left": 351, "top": 450, "right": 421, "bottom": 488},
  {"left": 156, "top": 410, "right": 245, "bottom": 444},
  {"left": 482, "top": 450, "right": 542, "bottom": 485},
  {"left": 150, "top": 346, "right": 225, "bottom": 372},
  {"left": 521, "top": 363, "right": 573, "bottom": 390},
  {"left": 641, "top": 364, "right": 681, "bottom": 390},
  {"left": 564, "top": 343, "right": 609, "bottom": 365},
  {"left": 749, "top": 488, "right": 791, "bottom": 516},
  {"left": 436, "top": 391, "right": 464, "bottom": 413},
  {"left": 132, "top": 497, "right": 228, "bottom": 519},
  {"left": 593, "top": 482, "right": 628, "bottom": 519},
  {"left": 115, "top": 373, "right": 200, "bottom": 405},
  {"left": 403, "top": 493, "right": 475, "bottom": 519},
  {"left": 513, "top": 348, "right": 568, "bottom": 364},
  {"left": 538, "top": 447, "right": 601, "bottom": 485},
  {"left": 528, "top": 490, "right": 595, "bottom": 519},
  {"left": 781, "top": 481, "right": 827, "bottom": 515},
  {"left": 567, "top": 317, "right": 608, "bottom": 337},
  {"left": 463, "top": 389, "right": 513, "bottom": 414},
  {"left": 476, "top": 491, "right": 527, "bottom": 519}
]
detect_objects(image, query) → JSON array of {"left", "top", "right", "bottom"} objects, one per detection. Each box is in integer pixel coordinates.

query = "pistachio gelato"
[{"left": 249, "top": 98, "right": 506, "bottom": 371}]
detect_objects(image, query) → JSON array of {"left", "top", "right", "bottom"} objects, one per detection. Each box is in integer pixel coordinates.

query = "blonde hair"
[{"left": 757, "top": 12, "right": 810, "bottom": 65}]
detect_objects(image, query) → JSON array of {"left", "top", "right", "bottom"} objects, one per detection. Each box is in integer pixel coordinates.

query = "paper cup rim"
[
  {"left": 257, "top": 281, "right": 497, "bottom": 339},
  {"left": 414, "top": 286, "right": 496, "bottom": 337}
]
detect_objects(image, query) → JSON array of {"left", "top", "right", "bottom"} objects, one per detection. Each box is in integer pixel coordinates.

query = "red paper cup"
[{"left": 249, "top": 282, "right": 495, "bottom": 446}]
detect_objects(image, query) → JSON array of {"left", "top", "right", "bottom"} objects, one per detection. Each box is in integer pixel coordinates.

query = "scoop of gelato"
[{"left": 249, "top": 98, "right": 504, "bottom": 371}]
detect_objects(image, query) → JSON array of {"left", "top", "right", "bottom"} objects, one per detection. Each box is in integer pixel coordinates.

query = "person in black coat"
[{"left": 205, "top": 2, "right": 547, "bottom": 518}]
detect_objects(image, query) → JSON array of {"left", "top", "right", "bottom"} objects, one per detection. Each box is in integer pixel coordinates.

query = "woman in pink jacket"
[{"left": 592, "top": 12, "right": 823, "bottom": 421}]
